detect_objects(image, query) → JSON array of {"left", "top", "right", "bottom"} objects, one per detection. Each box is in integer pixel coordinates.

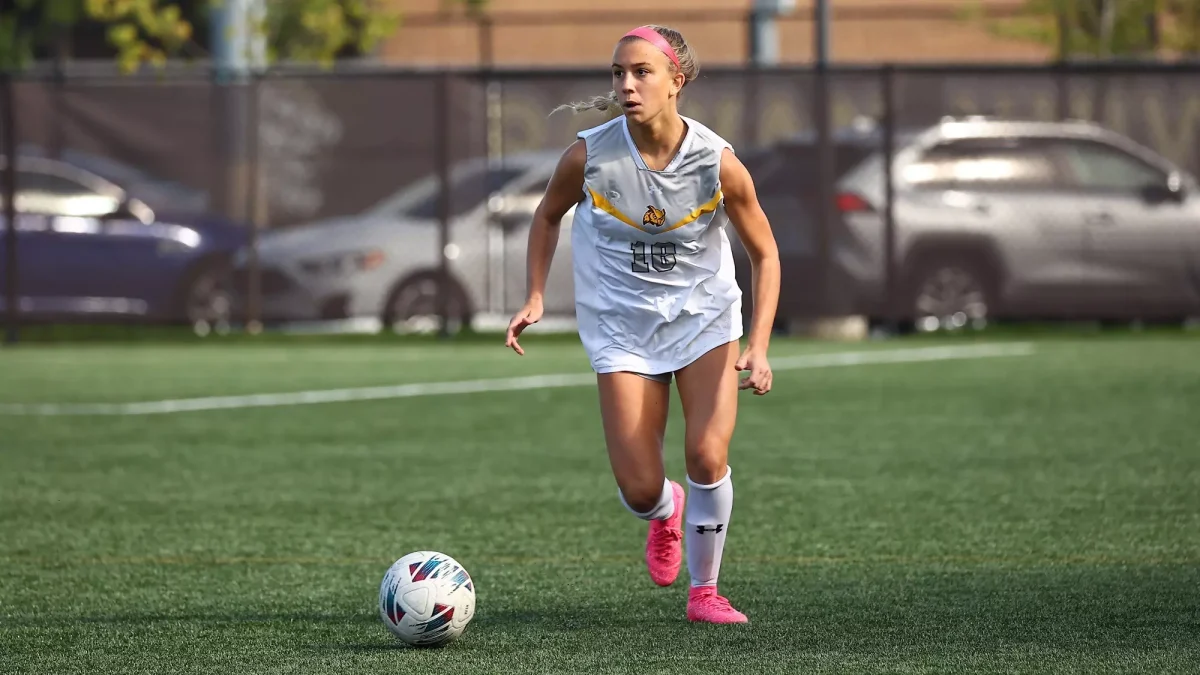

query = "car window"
[
  {"left": 12, "top": 169, "right": 121, "bottom": 217},
  {"left": 512, "top": 180, "right": 550, "bottom": 209},
  {"left": 405, "top": 167, "right": 527, "bottom": 220},
  {"left": 744, "top": 144, "right": 876, "bottom": 200},
  {"left": 485, "top": 179, "right": 550, "bottom": 221},
  {"left": 512, "top": 179, "right": 549, "bottom": 202},
  {"left": 1054, "top": 140, "right": 1166, "bottom": 191},
  {"left": 741, "top": 144, "right": 880, "bottom": 256},
  {"left": 905, "top": 138, "right": 1063, "bottom": 190}
]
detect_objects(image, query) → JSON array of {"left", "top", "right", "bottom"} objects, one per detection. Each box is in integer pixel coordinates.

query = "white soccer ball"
[{"left": 379, "top": 551, "right": 476, "bottom": 647}]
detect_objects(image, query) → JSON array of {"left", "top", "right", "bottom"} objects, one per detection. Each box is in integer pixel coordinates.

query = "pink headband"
[{"left": 622, "top": 26, "right": 681, "bottom": 70}]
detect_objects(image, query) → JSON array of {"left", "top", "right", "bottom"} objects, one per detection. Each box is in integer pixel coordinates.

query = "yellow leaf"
[
  {"left": 117, "top": 47, "right": 139, "bottom": 74},
  {"left": 85, "top": 0, "right": 116, "bottom": 20},
  {"left": 107, "top": 23, "right": 138, "bottom": 46},
  {"left": 154, "top": 4, "right": 180, "bottom": 36}
]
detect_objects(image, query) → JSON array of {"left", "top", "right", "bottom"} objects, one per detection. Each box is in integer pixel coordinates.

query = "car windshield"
[
  {"left": 4, "top": 167, "right": 122, "bottom": 217},
  {"left": 743, "top": 129, "right": 921, "bottom": 193},
  {"left": 362, "top": 164, "right": 529, "bottom": 221},
  {"left": 403, "top": 167, "right": 527, "bottom": 220}
]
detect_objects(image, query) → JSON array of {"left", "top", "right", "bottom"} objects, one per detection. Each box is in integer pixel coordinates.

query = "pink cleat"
[
  {"left": 645, "top": 480, "right": 685, "bottom": 586},
  {"left": 687, "top": 585, "right": 748, "bottom": 624}
]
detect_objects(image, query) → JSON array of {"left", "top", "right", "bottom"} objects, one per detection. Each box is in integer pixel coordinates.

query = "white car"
[{"left": 232, "top": 151, "right": 578, "bottom": 331}]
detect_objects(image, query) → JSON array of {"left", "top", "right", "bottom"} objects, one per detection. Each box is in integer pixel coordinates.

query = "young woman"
[{"left": 504, "top": 25, "right": 780, "bottom": 624}]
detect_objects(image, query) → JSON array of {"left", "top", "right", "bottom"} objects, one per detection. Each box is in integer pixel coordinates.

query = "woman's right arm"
[{"left": 505, "top": 139, "right": 587, "bottom": 356}]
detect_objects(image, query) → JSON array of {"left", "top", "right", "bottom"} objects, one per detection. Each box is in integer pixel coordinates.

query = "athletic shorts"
[{"left": 632, "top": 371, "right": 673, "bottom": 384}]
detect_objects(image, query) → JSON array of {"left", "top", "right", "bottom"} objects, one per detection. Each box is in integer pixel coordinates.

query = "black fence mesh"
[{"left": 2, "top": 64, "right": 1199, "bottom": 338}]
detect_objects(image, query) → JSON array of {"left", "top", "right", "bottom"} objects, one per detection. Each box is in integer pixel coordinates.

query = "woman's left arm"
[{"left": 720, "top": 147, "right": 781, "bottom": 395}]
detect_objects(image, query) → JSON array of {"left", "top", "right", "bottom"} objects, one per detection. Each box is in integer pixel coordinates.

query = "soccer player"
[{"left": 504, "top": 25, "right": 780, "bottom": 624}]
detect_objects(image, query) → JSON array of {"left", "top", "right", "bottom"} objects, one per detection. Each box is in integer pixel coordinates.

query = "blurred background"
[{"left": 2, "top": 0, "right": 1199, "bottom": 341}]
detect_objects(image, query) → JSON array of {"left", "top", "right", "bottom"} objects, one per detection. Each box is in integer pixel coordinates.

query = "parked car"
[
  {"left": 735, "top": 117, "right": 1200, "bottom": 330},
  {"left": 231, "top": 150, "right": 576, "bottom": 331},
  {"left": 0, "top": 155, "right": 248, "bottom": 330},
  {"left": 733, "top": 122, "right": 915, "bottom": 323},
  {"left": 835, "top": 116, "right": 1200, "bottom": 329}
]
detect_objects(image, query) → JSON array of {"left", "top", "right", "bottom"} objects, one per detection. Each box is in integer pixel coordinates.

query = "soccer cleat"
[
  {"left": 687, "top": 585, "right": 748, "bottom": 624},
  {"left": 645, "top": 480, "right": 685, "bottom": 586}
]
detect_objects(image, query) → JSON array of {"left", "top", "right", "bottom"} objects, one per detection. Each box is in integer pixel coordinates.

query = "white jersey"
[{"left": 571, "top": 115, "right": 743, "bottom": 376}]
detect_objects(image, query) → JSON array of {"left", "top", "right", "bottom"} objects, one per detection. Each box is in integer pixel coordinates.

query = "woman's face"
[{"left": 611, "top": 38, "right": 683, "bottom": 124}]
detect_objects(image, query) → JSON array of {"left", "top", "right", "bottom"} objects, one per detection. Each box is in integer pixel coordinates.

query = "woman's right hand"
[
  {"left": 504, "top": 141, "right": 584, "bottom": 357},
  {"left": 505, "top": 297, "right": 544, "bottom": 356}
]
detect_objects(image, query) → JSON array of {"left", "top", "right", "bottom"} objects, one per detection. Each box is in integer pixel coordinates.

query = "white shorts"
[{"left": 586, "top": 299, "right": 743, "bottom": 378}]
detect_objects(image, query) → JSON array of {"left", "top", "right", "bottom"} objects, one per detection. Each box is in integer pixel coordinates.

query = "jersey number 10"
[{"left": 631, "top": 241, "right": 677, "bottom": 273}]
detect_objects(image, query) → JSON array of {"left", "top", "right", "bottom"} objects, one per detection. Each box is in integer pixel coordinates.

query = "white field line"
[{"left": 0, "top": 342, "right": 1034, "bottom": 417}]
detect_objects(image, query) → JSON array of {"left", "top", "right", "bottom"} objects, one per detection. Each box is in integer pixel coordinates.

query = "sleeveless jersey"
[{"left": 571, "top": 115, "right": 743, "bottom": 376}]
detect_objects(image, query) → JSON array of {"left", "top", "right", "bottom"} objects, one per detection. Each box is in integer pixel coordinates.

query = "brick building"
[{"left": 380, "top": 0, "right": 1053, "bottom": 67}]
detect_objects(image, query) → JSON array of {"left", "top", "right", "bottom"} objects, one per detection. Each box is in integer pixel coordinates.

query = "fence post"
[
  {"left": 49, "top": 52, "right": 65, "bottom": 161},
  {"left": 812, "top": 0, "right": 833, "bottom": 320},
  {"left": 436, "top": 72, "right": 452, "bottom": 339},
  {"left": 485, "top": 76, "right": 504, "bottom": 316},
  {"left": 881, "top": 65, "right": 898, "bottom": 335},
  {"left": 813, "top": 74, "right": 832, "bottom": 319},
  {"left": 743, "top": 9, "right": 761, "bottom": 150},
  {"left": 1055, "top": 9, "right": 1069, "bottom": 120},
  {"left": 2, "top": 74, "right": 18, "bottom": 346},
  {"left": 478, "top": 15, "right": 495, "bottom": 69},
  {"left": 244, "top": 74, "right": 262, "bottom": 335}
]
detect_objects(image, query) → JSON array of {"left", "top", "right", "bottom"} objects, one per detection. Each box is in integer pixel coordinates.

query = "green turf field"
[{"left": 2, "top": 335, "right": 1198, "bottom": 674}]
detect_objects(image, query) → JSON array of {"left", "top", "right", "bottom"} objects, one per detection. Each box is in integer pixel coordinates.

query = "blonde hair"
[{"left": 551, "top": 25, "right": 699, "bottom": 117}]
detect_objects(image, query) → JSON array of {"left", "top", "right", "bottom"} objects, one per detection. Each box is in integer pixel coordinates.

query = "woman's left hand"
[{"left": 734, "top": 346, "right": 773, "bottom": 396}]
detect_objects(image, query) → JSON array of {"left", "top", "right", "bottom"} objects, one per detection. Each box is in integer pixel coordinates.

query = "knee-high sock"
[
  {"left": 619, "top": 478, "right": 675, "bottom": 521},
  {"left": 686, "top": 466, "right": 733, "bottom": 587}
]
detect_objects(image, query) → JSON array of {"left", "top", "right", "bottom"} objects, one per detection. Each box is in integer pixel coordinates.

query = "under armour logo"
[{"left": 695, "top": 524, "right": 724, "bottom": 534}]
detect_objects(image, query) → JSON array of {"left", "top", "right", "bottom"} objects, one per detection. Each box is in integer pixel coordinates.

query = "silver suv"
[{"left": 834, "top": 117, "right": 1200, "bottom": 330}]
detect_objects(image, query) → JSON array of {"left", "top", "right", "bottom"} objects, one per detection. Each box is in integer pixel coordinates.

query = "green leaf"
[
  {"left": 2, "top": 0, "right": 422, "bottom": 73},
  {"left": 0, "top": 14, "right": 35, "bottom": 70},
  {"left": 44, "top": 0, "right": 82, "bottom": 24},
  {"left": 964, "top": 0, "right": 1162, "bottom": 57}
]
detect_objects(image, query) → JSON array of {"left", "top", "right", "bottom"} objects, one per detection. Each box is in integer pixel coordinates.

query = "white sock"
[
  {"left": 619, "top": 478, "right": 675, "bottom": 521},
  {"left": 685, "top": 466, "right": 733, "bottom": 587}
]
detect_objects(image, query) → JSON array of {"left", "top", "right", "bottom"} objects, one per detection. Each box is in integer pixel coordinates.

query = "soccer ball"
[{"left": 378, "top": 551, "right": 476, "bottom": 647}]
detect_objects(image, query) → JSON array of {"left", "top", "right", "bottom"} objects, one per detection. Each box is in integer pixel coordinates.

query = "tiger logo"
[{"left": 642, "top": 205, "right": 666, "bottom": 228}]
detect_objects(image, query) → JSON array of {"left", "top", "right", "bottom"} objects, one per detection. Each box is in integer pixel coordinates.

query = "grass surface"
[{"left": 1, "top": 335, "right": 1198, "bottom": 674}]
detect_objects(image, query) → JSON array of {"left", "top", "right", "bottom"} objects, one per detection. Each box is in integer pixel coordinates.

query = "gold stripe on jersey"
[
  {"left": 588, "top": 187, "right": 723, "bottom": 235},
  {"left": 660, "top": 190, "right": 724, "bottom": 233},
  {"left": 587, "top": 188, "right": 641, "bottom": 230}
]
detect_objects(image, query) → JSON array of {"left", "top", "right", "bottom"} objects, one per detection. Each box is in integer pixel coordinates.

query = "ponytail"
[{"left": 550, "top": 90, "right": 622, "bottom": 118}]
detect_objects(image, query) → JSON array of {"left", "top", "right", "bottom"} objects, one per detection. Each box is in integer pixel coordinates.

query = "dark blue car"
[{"left": 0, "top": 155, "right": 248, "bottom": 330}]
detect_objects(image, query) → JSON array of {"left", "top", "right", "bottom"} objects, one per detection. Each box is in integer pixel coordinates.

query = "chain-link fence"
[{"left": 3, "top": 62, "right": 1199, "bottom": 340}]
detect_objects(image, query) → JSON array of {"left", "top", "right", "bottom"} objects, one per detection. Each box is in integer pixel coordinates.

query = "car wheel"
[
  {"left": 908, "top": 263, "right": 993, "bottom": 333},
  {"left": 383, "top": 273, "right": 470, "bottom": 334},
  {"left": 181, "top": 262, "right": 233, "bottom": 336}
]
